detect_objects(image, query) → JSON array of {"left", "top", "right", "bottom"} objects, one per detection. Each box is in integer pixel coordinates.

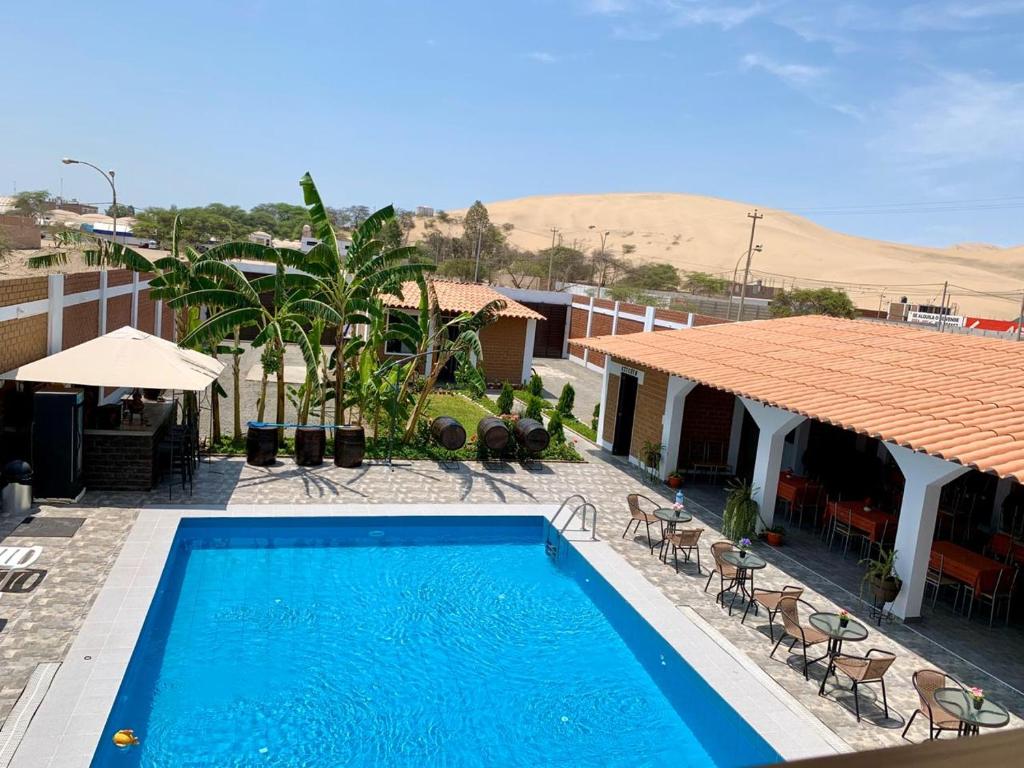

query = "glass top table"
[
  {"left": 809, "top": 612, "right": 868, "bottom": 696},
  {"left": 809, "top": 612, "right": 869, "bottom": 642},
  {"left": 720, "top": 549, "right": 766, "bottom": 570},
  {"left": 934, "top": 688, "right": 1011, "bottom": 735},
  {"left": 653, "top": 507, "right": 693, "bottom": 525}
]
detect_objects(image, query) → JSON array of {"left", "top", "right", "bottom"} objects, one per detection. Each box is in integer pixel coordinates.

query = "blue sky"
[{"left": 3, "top": 1, "right": 1023, "bottom": 246}]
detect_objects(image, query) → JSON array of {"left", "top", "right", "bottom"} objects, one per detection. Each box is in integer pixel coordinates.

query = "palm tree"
[{"left": 292, "top": 173, "right": 431, "bottom": 426}]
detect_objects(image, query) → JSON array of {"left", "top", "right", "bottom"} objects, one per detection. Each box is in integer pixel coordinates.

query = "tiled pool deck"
[{"left": 1, "top": 448, "right": 1021, "bottom": 758}]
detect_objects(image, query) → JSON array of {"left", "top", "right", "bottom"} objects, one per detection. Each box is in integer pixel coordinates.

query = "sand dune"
[{"left": 409, "top": 193, "right": 1024, "bottom": 319}]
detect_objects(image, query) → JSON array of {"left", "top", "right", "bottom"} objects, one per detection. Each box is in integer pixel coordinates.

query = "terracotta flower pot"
[
  {"left": 667, "top": 475, "right": 682, "bottom": 489},
  {"left": 765, "top": 531, "right": 784, "bottom": 547}
]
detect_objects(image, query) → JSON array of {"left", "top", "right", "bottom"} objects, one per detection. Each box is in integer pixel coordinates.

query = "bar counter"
[{"left": 83, "top": 402, "right": 175, "bottom": 491}]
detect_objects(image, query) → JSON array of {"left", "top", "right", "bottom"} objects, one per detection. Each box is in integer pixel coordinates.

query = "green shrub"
[
  {"left": 496, "top": 382, "right": 514, "bottom": 414},
  {"left": 591, "top": 402, "right": 600, "bottom": 431},
  {"left": 556, "top": 382, "right": 575, "bottom": 417},
  {"left": 455, "top": 359, "right": 485, "bottom": 398},
  {"left": 524, "top": 395, "right": 544, "bottom": 421},
  {"left": 527, "top": 371, "right": 543, "bottom": 397},
  {"left": 547, "top": 411, "right": 565, "bottom": 443}
]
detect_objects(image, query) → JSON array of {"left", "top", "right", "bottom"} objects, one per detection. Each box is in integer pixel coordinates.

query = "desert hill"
[{"left": 409, "top": 193, "right": 1024, "bottom": 319}]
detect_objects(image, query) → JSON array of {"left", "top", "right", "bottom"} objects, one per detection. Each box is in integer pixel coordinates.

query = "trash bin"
[{"left": 1, "top": 460, "right": 33, "bottom": 517}]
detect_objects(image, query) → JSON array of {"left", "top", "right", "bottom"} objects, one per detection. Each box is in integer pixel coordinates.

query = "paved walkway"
[
  {"left": 0, "top": 446, "right": 1021, "bottom": 754},
  {"left": 526, "top": 358, "right": 602, "bottom": 424}
]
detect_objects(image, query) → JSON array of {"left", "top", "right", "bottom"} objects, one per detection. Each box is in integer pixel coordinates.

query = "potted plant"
[
  {"left": 860, "top": 547, "right": 902, "bottom": 604},
  {"left": 666, "top": 470, "right": 684, "bottom": 489},
  {"left": 641, "top": 440, "right": 664, "bottom": 474},
  {"left": 737, "top": 537, "right": 752, "bottom": 559},
  {"left": 762, "top": 523, "right": 786, "bottom": 547},
  {"left": 722, "top": 479, "right": 759, "bottom": 541},
  {"left": 838, "top": 609, "right": 850, "bottom": 629},
  {"left": 969, "top": 687, "right": 985, "bottom": 711}
]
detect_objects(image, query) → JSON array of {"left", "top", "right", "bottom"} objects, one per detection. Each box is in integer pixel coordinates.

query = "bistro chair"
[
  {"left": 903, "top": 669, "right": 966, "bottom": 740},
  {"left": 829, "top": 506, "right": 866, "bottom": 558},
  {"left": 820, "top": 494, "right": 841, "bottom": 542},
  {"left": 742, "top": 585, "right": 803, "bottom": 641},
  {"left": 793, "top": 483, "right": 825, "bottom": 530},
  {"left": 624, "top": 494, "right": 665, "bottom": 555},
  {"left": 704, "top": 541, "right": 740, "bottom": 601},
  {"left": 665, "top": 528, "right": 703, "bottom": 574},
  {"left": 968, "top": 567, "right": 1018, "bottom": 627},
  {"left": 924, "top": 554, "right": 960, "bottom": 611},
  {"left": 770, "top": 596, "right": 829, "bottom": 680},
  {"left": 832, "top": 649, "right": 897, "bottom": 722}
]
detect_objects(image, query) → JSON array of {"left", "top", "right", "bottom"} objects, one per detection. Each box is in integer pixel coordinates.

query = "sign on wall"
[{"left": 907, "top": 311, "right": 965, "bottom": 328}]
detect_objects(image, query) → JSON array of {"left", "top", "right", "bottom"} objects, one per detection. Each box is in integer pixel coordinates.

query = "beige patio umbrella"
[{"left": 0, "top": 326, "right": 224, "bottom": 390}]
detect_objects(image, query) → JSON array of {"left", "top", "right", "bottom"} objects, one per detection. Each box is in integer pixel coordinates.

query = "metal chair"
[
  {"left": 968, "top": 567, "right": 1018, "bottom": 627},
  {"left": 924, "top": 553, "right": 960, "bottom": 611},
  {"left": 769, "top": 596, "right": 829, "bottom": 680},
  {"left": 832, "top": 649, "right": 896, "bottom": 722},
  {"left": 623, "top": 494, "right": 665, "bottom": 555},
  {"left": 742, "top": 584, "right": 803, "bottom": 641},
  {"left": 903, "top": 669, "right": 966, "bottom": 740},
  {"left": 665, "top": 528, "right": 703, "bottom": 574},
  {"left": 704, "top": 541, "right": 740, "bottom": 603}
]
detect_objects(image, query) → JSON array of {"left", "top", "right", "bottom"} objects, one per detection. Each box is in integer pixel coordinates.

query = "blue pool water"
[{"left": 92, "top": 517, "right": 778, "bottom": 767}]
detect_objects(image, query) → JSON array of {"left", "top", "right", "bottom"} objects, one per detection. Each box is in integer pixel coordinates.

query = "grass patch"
[{"left": 422, "top": 392, "right": 492, "bottom": 427}]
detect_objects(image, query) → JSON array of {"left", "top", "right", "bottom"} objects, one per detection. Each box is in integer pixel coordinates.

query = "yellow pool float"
[{"left": 112, "top": 729, "right": 140, "bottom": 748}]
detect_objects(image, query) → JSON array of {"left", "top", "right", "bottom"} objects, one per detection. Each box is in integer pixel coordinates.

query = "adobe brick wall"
[
  {"left": 106, "top": 294, "right": 131, "bottom": 331},
  {"left": 693, "top": 313, "right": 731, "bottom": 326},
  {"left": 107, "top": 269, "right": 133, "bottom": 287},
  {"left": 678, "top": 384, "right": 735, "bottom": 469},
  {"left": 601, "top": 363, "right": 668, "bottom": 463},
  {"left": 62, "top": 301, "right": 100, "bottom": 349},
  {"left": 588, "top": 311, "right": 614, "bottom": 367},
  {"left": 64, "top": 273, "right": 100, "bottom": 294},
  {"left": 0, "top": 276, "right": 47, "bottom": 307},
  {"left": 603, "top": 373, "right": 619, "bottom": 444},
  {"left": 0, "top": 215, "right": 41, "bottom": 249},
  {"left": 137, "top": 289, "right": 156, "bottom": 334},
  {"left": 479, "top": 317, "right": 527, "bottom": 386},
  {"left": 0, "top": 315, "right": 47, "bottom": 371},
  {"left": 568, "top": 304, "right": 589, "bottom": 358}
]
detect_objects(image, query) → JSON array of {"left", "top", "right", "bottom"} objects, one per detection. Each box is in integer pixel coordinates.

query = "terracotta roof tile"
[
  {"left": 382, "top": 280, "right": 544, "bottom": 321},
  {"left": 580, "top": 315, "right": 1024, "bottom": 481}
]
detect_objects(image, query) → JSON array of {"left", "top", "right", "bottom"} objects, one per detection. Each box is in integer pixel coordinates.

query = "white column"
[
  {"left": 98, "top": 270, "right": 108, "bottom": 335},
  {"left": 154, "top": 300, "right": 163, "bottom": 338},
  {"left": 741, "top": 398, "right": 805, "bottom": 527},
  {"left": 46, "top": 274, "right": 64, "bottom": 354},
  {"left": 582, "top": 295, "right": 595, "bottom": 366},
  {"left": 687, "top": 312, "right": 695, "bottom": 328},
  {"left": 643, "top": 305, "right": 656, "bottom": 331},
  {"left": 130, "top": 271, "right": 140, "bottom": 328},
  {"left": 610, "top": 300, "right": 621, "bottom": 335},
  {"left": 598, "top": 361, "right": 612, "bottom": 450},
  {"left": 884, "top": 445, "right": 969, "bottom": 620},
  {"left": 521, "top": 318, "right": 537, "bottom": 385},
  {"left": 561, "top": 303, "right": 571, "bottom": 358},
  {"left": 661, "top": 376, "right": 698, "bottom": 480},
  {"left": 726, "top": 397, "right": 744, "bottom": 473}
]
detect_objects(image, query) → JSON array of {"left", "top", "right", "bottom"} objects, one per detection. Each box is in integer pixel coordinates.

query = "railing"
[{"left": 546, "top": 495, "right": 598, "bottom": 559}]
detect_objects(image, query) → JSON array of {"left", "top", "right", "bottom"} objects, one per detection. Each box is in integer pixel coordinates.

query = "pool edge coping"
[{"left": 16, "top": 503, "right": 846, "bottom": 767}]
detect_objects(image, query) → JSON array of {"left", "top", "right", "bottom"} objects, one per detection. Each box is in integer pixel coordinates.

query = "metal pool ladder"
[{"left": 546, "top": 495, "right": 598, "bottom": 559}]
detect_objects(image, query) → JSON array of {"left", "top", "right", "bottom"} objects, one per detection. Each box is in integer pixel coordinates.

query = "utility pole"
[
  {"left": 1016, "top": 290, "right": 1024, "bottom": 341},
  {"left": 472, "top": 227, "right": 483, "bottom": 283},
  {"left": 735, "top": 209, "right": 764, "bottom": 321},
  {"left": 938, "top": 281, "right": 949, "bottom": 333},
  {"left": 547, "top": 227, "right": 559, "bottom": 291}
]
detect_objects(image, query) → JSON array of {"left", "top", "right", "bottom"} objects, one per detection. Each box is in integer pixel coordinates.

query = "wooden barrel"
[
  {"left": 246, "top": 425, "right": 279, "bottom": 466},
  {"left": 514, "top": 418, "right": 550, "bottom": 454},
  {"left": 477, "top": 417, "right": 510, "bottom": 453},
  {"left": 431, "top": 416, "right": 466, "bottom": 451},
  {"left": 334, "top": 424, "right": 365, "bottom": 468},
  {"left": 294, "top": 426, "right": 326, "bottom": 466}
]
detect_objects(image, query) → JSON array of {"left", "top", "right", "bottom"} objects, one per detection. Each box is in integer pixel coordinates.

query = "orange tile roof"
[
  {"left": 580, "top": 315, "right": 1024, "bottom": 481},
  {"left": 382, "top": 280, "right": 544, "bottom": 320}
]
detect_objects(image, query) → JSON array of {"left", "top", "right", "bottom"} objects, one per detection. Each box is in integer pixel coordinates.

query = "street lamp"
[
  {"left": 61, "top": 157, "right": 118, "bottom": 247},
  {"left": 728, "top": 244, "right": 761, "bottom": 320}
]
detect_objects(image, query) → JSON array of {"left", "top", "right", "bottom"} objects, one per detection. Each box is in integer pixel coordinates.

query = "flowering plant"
[
  {"left": 672, "top": 501, "right": 685, "bottom": 512},
  {"left": 738, "top": 537, "right": 751, "bottom": 551},
  {"left": 969, "top": 687, "right": 985, "bottom": 703}
]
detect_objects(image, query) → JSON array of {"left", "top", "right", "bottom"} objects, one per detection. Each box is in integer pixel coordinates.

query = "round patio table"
[
  {"left": 809, "top": 612, "right": 868, "bottom": 696},
  {"left": 718, "top": 549, "right": 766, "bottom": 616},
  {"left": 653, "top": 507, "right": 692, "bottom": 562},
  {"left": 934, "top": 687, "right": 1010, "bottom": 737}
]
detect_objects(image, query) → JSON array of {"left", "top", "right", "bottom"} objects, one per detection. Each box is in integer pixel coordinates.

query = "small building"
[
  {"left": 382, "top": 280, "right": 544, "bottom": 386},
  {"left": 0, "top": 214, "right": 42, "bottom": 248},
  {"left": 416, "top": 205, "right": 435, "bottom": 218},
  {"left": 298, "top": 223, "right": 350, "bottom": 255},
  {"left": 581, "top": 314, "right": 1024, "bottom": 622},
  {"left": 248, "top": 230, "right": 273, "bottom": 247}
]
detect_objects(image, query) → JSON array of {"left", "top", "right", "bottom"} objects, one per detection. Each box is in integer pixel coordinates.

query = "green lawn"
[{"left": 423, "top": 392, "right": 492, "bottom": 429}]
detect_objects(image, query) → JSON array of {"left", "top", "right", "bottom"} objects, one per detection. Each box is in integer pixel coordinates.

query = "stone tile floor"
[{"left": 1, "top": 445, "right": 1021, "bottom": 755}]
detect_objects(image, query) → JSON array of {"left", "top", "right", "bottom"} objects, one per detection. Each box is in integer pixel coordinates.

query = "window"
[{"left": 385, "top": 312, "right": 415, "bottom": 355}]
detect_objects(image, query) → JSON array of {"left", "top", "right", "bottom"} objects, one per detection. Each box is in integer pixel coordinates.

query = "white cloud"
[
  {"left": 877, "top": 72, "right": 1024, "bottom": 166},
  {"left": 584, "top": 0, "right": 633, "bottom": 15},
  {"left": 611, "top": 22, "right": 662, "bottom": 41},
  {"left": 526, "top": 51, "right": 560, "bottom": 64},
  {"left": 673, "top": 2, "right": 767, "bottom": 30},
  {"left": 740, "top": 53, "right": 826, "bottom": 86},
  {"left": 832, "top": 103, "right": 866, "bottom": 121}
]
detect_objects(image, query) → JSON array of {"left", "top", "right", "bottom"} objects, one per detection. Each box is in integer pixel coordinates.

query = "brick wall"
[
  {"left": 479, "top": 317, "right": 528, "bottom": 385},
  {"left": 83, "top": 421, "right": 170, "bottom": 490},
  {"left": 693, "top": 313, "right": 731, "bottom": 327},
  {"left": 0, "top": 276, "right": 47, "bottom": 307},
  {"left": 62, "top": 301, "right": 100, "bottom": 349},
  {"left": 107, "top": 270, "right": 133, "bottom": 287},
  {"left": 0, "top": 215, "right": 41, "bottom": 249},
  {"left": 678, "top": 384, "right": 735, "bottom": 469},
  {"left": 630, "top": 368, "right": 668, "bottom": 461},
  {"left": 136, "top": 289, "right": 156, "bottom": 334},
  {"left": 568, "top": 303, "right": 590, "bottom": 359},
  {"left": 0, "top": 315, "right": 47, "bottom": 371},
  {"left": 64, "top": 273, "right": 100, "bottom": 294},
  {"left": 588, "top": 311, "right": 614, "bottom": 367},
  {"left": 106, "top": 294, "right": 131, "bottom": 330},
  {"left": 603, "top": 373, "right": 619, "bottom": 444}
]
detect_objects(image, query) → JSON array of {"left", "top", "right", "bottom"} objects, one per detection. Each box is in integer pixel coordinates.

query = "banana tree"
[{"left": 293, "top": 173, "right": 432, "bottom": 426}]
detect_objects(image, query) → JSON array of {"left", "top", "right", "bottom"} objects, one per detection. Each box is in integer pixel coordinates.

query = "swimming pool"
[{"left": 90, "top": 515, "right": 779, "bottom": 767}]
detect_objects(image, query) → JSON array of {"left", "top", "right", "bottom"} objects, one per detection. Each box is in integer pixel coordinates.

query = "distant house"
[
  {"left": 248, "top": 231, "right": 273, "bottom": 247},
  {"left": 297, "top": 224, "right": 350, "bottom": 255},
  {"left": 416, "top": 206, "right": 434, "bottom": 218}
]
